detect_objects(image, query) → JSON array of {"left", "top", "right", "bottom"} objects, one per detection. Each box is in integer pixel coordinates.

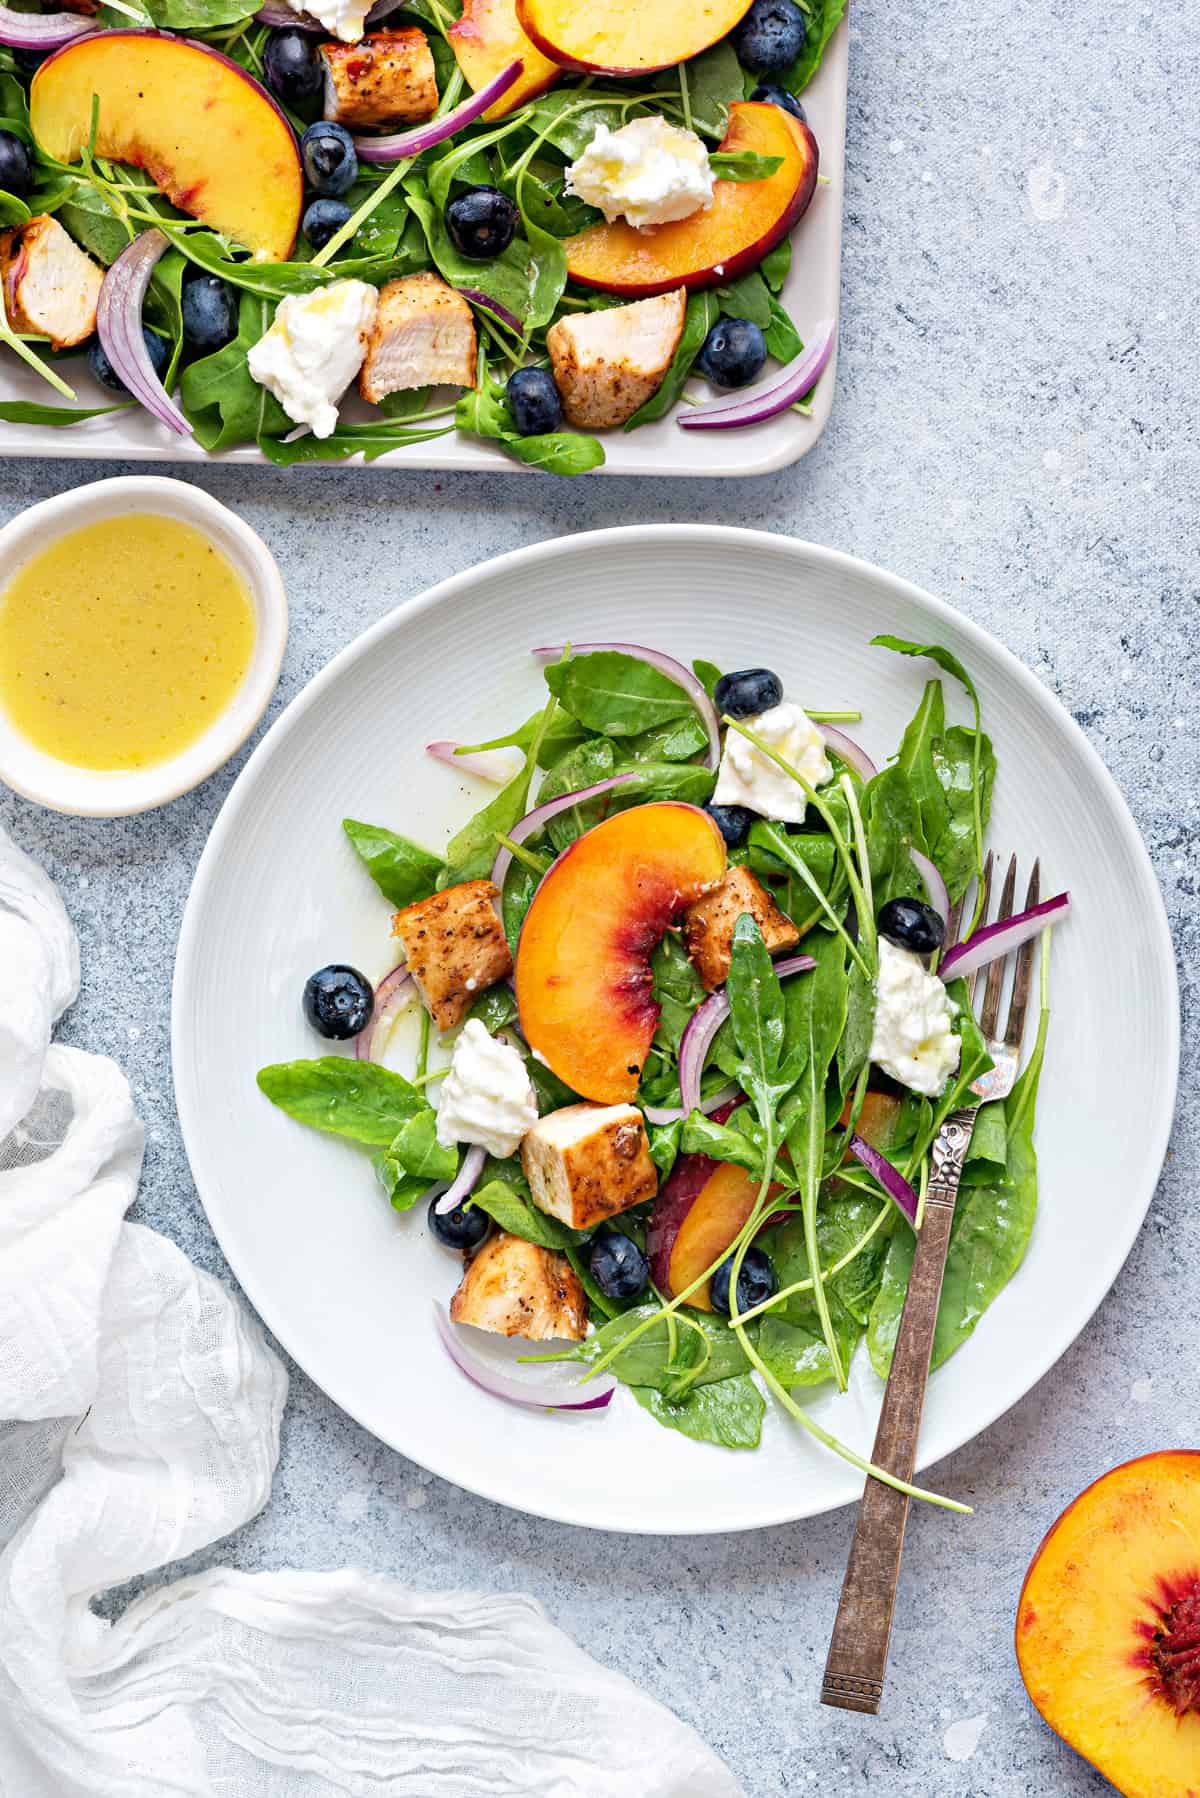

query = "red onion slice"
[
  {"left": 678, "top": 953, "right": 815, "bottom": 1114},
  {"left": 433, "top": 1142, "right": 486, "bottom": 1216},
  {"left": 642, "top": 1079, "right": 740, "bottom": 1128},
  {"left": 427, "top": 739, "right": 520, "bottom": 785},
  {"left": 95, "top": 229, "right": 191, "bottom": 436},
  {"left": 532, "top": 642, "right": 721, "bottom": 773},
  {"left": 679, "top": 319, "right": 837, "bottom": 431},
  {"left": 0, "top": 5, "right": 93, "bottom": 47},
  {"left": 848, "top": 1134, "right": 918, "bottom": 1225},
  {"left": 354, "top": 962, "right": 414, "bottom": 1062},
  {"left": 455, "top": 288, "right": 525, "bottom": 335},
  {"left": 908, "top": 849, "right": 949, "bottom": 927},
  {"left": 490, "top": 771, "right": 638, "bottom": 890},
  {"left": 354, "top": 58, "right": 522, "bottom": 162},
  {"left": 434, "top": 1304, "right": 615, "bottom": 1410},
  {"left": 818, "top": 724, "right": 877, "bottom": 783},
  {"left": 940, "top": 891, "right": 1069, "bottom": 982}
]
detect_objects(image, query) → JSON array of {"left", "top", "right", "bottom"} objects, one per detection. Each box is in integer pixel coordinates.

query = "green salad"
[
  {"left": 258, "top": 641, "right": 1069, "bottom": 1505},
  {"left": 0, "top": 0, "right": 845, "bottom": 470}
]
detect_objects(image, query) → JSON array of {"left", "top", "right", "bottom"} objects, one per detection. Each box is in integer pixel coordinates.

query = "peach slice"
[
  {"left": 1016, "top": 1451, "right": 1200, "bottom": 1795},
  {"left": 564, "top": 102, "right": 819, "bottom": 298},
  {"left": 515, "top": 0, "right": 754, "bottom": 76},
  {"left": 449, "top": 0, "right": 560, "bottom": 118},
  {"left": 648, "top": 1157, "right": 765, "bottom": 1311},
  {"left": 31, "top": 33, "right": 303, "bottom": 262},
  {"left": 514, "top": 802, "right": 726, "bottom": 1104},
  {"left": 839, "top": 1090, "right": 903, "bottom": 1152}
]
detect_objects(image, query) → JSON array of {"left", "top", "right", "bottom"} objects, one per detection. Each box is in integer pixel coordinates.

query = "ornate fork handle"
[{"left": 820, "top": 1103, "right": 979, "bottom": 1714}]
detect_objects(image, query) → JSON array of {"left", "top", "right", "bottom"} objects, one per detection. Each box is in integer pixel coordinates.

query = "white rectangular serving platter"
[{"left": 0, "top": 24, "right": 847, "bottom": 476}]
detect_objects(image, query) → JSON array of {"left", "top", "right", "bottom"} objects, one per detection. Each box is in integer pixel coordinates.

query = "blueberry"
[
  {"left": 589, "top": 1232, "right": 649, "bottom": 1302},
  {"left": 429, "top": 1192, "right": 491, "bottom": 1252},
  {"left": 445, "top": 184, "right": 519, "bottom": 260},
  {"left": 0, "top": 129, "right": 32, "bottom": 200},
  {"left": 181, "top": 273, "right": 238, "bottom": 352},
  {"left": 877, "top": 896, "right": 945, "bottom": 956},
  {"left": 302, "top": 197, "right": 353, "bottom": 249},
  {"left": 732, "top": 0, "right": 807, "bottom": 73},
  {"left": 507, "top": 365, "right": 562, "bottom": 436},
  {"left": 714, "top": 666, "right": 783, "bottom": 719},
  {"left": 750, "top": 83, "right": 807, "bottom": 123},
  {"left": 263, "top": 28, "right": 323, "bottom": 106},
  {"left": 697, "top": 317, "right": 767, "bottom": 389},
  {"left": 710, "top": 1246, "right": 777, "bottom": 1318},
  {"left": 87, "top": 329, "right": 171, "bottom": 394},
  {"left": 301, "top": 121, "right": 357, "bottom": 197},
  {"left": 302, "top": 964, "right": 374, "bottom": 1039},
  {"left": 705, "top": 802, "right": 757, "bottom": 848},
  {"left": 12, "top": 48, "right": 47, "bottom": 76}
]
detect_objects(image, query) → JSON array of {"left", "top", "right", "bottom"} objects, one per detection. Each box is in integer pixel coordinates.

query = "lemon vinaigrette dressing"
[{"left": 0, "top": 514, "right": 255, "bottom": 772}]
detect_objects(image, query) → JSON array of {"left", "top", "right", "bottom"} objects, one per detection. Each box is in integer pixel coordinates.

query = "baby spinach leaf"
[
  {"left": 717, "top": 269, "right": 772, "bottom": 329},
  {"left": 521, "top": 93, "right": 635, "bottom": 160},
  {"left": 782, "top": 0, "right": 847, "bottom": 91},
  {"left": 181, "top": 291, "right": 288, "bottom": 451},
  {"left": 441, "top": 768, "right": 534, "bottom": 885},
  {"left": 726, "top": 914, "right": 787, "bottom": 1106},
  {"left": 373, "top": 1156, "right": 431, "bottom": 1212},
  {"left": 709, "top": 150, "right": 784, "bottom": 181},
  {"left": 764, "top": 296, "right": 804, "bottom": 364},
  {"left": 624, "top": 711, "right": 711, "bottom": 762},
  {"left": 558, "top": 1304, "right": 751, "bottom": 1390},
  {"left": 256, "top": 1058, "right": 424, "bottom": 1146},
  {"left": 647, "top": 1118, "right": 682, "bottom": 1180},
  {"left": 929, "top": 725, "right": 997, "bottom": 903},
  {"left": 56, "top": 187, "right": 131, "bottom": 267},
  {"left": 893, "top": 677, "right": 950, "bottom": 861},
  {"left": 387, "top": 1108, "right": 457, "bottom": 1182},
  {"left": 465, "top": 984, "right": 519, "bottom": 1032},
  {"left": 680, "top": 1108, "right": 765, "bottom": 1177},
  {"left": 544, "top": 649, "right": 697, "bottom": 736},
  {"left": 407, "top": 180, "right": 565, "bottom": 331},
  {"left": 0, "top": 191, "right": 29, "bottom": 227},
  {"left": 455, "top": 374, "right": 604, "bottom": 475},
  {"left": 144, "top": 0, "right": 258, "bottom": 27},
  {"left": 624, "top": 291, "right": 717, "bottom": 430},
  {"left": 759, "top": 238, "right": 791, "bottom": 294},
  {"left": 692, "top": 658, "right": 723, "bottom": 698},
  {"left": 470, "top": 1177, "right": 585, "bottom": 1250},
  {"left": 342, "top": 818, "right": 443, "bottom": 909},
  {"left": 679, "top": 39, "right": 746, "bottom": 138},
  {"left": 631, "top": 1372, "right": 764, "bottom": 1449}
]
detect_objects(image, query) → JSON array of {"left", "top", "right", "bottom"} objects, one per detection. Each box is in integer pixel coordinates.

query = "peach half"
[
  {"left": 564, "top": 102, "right": 819, "bottom": 298},
  {"left": 514, "top": 802, "right": 726, "bottom": 1104},
  {"left": 31, "top": 32, "right": 303, "bottom": 262},
  {"left": 1016, "top": 1450, "right": 1200, "bottom": 1795}
]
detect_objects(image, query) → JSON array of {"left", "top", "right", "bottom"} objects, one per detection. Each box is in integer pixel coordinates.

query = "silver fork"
[{"left": 820, "top": 854, "right": 1041, "bottom": 1715}]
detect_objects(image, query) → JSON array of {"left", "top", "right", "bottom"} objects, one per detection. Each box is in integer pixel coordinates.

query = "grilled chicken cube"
[
  {"left": 320, "top": 28, "right": 438, "bottom": 130},
  {"left": 359, "top": 272, "right": 477, "bottom": 402},
  {"left": 545, "top": 287, "right": 687, "bottom": 430},
  {"left": 683, "top": 865, "right": 801, "bottom": 991},
  {"left": 0, "top": 214, "right": 103, "bottom": 350},
  {"left": 522, "top": 1102, "right": 658, "bottom": 1231},
  {"left": 391, "top": 878, "right": 512, "bottom": 1033},
  {"left": 449, "top": 1231, "right": 587, "bottom": 1342}
]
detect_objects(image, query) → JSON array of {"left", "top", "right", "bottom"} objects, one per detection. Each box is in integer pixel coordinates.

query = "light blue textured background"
[{"left": 1, "top": 0, "right": 1195, "bottom": 1788}]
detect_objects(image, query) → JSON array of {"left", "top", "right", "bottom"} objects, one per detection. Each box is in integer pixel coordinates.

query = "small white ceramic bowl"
[{"left": 0, "top": 475, "right": 287, "bottom": 817}]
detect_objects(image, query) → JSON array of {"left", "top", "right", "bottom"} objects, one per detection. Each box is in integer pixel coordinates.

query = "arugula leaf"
[
  {"left": 782, "top": 0, "right": 848, "bottom": 91},
  {"left": 0, "top": 400, "right": 129, "bottom": 426},
  {"left": 631, "top": 1373, "right": 765, "bottom": 1449},
  {"left": 343, "top": 818, "right": 443, "bottom": 908},
  {"left": 624, "top": 291, "right": 717, "bottom": 429},
  {"left": 455, "top": 371, "right": 603, "bottom": 475},
  {"left": 181, "top": 292, "right": 288, "bottom": 451},
  {"left": 680, "top": 1108, "right": 765, "bottom": 1177},
  {"left": 470, "top": 1176, "right": 586, "bottom": 1250},
  {"left": 647, "top": 1118, "right": 682, "bottom": 1180},
  {"left": 256, "top": 1057, "right": 424, "bottom": 1146}
]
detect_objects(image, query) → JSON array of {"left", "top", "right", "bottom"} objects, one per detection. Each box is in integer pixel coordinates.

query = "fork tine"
[
  {"left": 1002, "top": 861, "right": 1041, "bottom": 1048},
  {"left": 977, "top": 856, "right": 1017, "bottom": 1038},
  {"left": 944, "top": 894, "right": 965, "bottom": 948}
]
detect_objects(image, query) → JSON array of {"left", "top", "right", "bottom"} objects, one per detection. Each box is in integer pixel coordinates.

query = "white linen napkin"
[{"left": 0, "top": 826, "right": 744, "bottom": 1798}]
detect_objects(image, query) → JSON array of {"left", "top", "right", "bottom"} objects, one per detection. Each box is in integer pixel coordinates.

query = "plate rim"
[{"left": 172, "top": 524, "right": 1181, "bottom": 1532}]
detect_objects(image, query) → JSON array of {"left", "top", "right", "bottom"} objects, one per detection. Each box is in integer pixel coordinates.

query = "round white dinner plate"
[{"left": 173, "top": 527, "right": 1179, "bottom": 1534}]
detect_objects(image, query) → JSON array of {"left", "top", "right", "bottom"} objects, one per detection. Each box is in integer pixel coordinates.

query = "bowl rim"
[
  {"left": 0, "top": 474, "right": 288, "bottom": 817},
  {"left": 173, "top": 524, "right": 1181, "bottom": 1532}
]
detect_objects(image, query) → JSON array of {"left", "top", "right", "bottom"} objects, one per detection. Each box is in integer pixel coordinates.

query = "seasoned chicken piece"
[
  {"left": 392, "top": 878, "right": 512, "bottom": 1033},
  {"left": 545, "top": 287, "right": 686, "bottom": 430},
  {"left": 0, "top": 215, "right": 103, "bottom": 351},
  {"left": 320, "top": 28, "right": 438, "bottom": 129},
  {"left": 359, "top": 273, "right": 477, "bottom": 402},
  {"left": 449, "top": 1231, "right": 587, "bottom": 1341},
  {"left": 683, "top": 865, "right": 801, "bottom": 991},
  {"left": 522, "top": 1102, "right": 657, "bottom": 1231}
]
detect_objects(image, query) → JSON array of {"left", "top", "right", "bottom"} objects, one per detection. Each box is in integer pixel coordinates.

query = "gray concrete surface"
[{"left": 1, "top": 0, "right": 1196, "bottom": 1789}]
